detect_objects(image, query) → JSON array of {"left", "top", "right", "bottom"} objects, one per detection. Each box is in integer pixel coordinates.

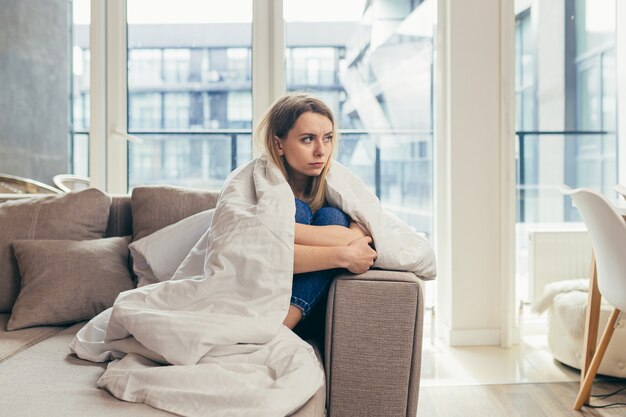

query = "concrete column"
[
  {"left": 436, "top": 0, "right": 515, "bottom": 346},
  {"left": 0, "top": 0, "right": 69, "bottom": 185}
]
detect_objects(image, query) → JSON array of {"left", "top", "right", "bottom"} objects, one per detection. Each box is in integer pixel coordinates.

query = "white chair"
[
  {"left": 0, "top": 174, "right": 62, "bottom": 194},
  {"left": 53, "top": 174, "right": 90, "bottom": 192},
  {"left": 616, "top": 184, "right": 626, "bottom": 200},
  {"left": 561, "top": 186, "right": 626, "bottom": 410}
]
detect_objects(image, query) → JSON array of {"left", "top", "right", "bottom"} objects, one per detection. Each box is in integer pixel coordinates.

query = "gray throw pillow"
[
  {"left": 7, "top": 237, "right": 134, "bottom": 330},
  {"left": 0, "top": 189, "right": 111, "bottom": 313},
  {"left": 131, "top": 185, "right": 219, "bottom": 241}
]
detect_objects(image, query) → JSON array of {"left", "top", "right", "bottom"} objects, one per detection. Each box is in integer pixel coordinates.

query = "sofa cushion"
[
  {"left": 0, "top": 322, "right": 325, "bottom": 417},
  {"left": 131, "top": 186, "right": 219, "bottom": 241},
  {"left": 7, "top": 237, "right": 134, "bottom": 330},
  {"left": 0, "top": 314, "right": 64, "bottom": 363},
  {"left": 0, "top": 189, "right": 112, "bottom": 313},
  {"left": 129, "top": 209, "right": 215, "bottom": 287},
  {"left": 0, "top": 322, "right": 176, "bottom": 417}
]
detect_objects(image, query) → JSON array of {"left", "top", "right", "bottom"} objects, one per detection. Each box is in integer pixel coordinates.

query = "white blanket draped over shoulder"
[{"left": 70, "top": 154, "right": 436, "bottom": 417}]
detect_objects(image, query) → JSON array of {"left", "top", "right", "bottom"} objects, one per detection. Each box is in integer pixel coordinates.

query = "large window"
[
  {"left": 514, "top": 0, "right": 617, "bottom": 307},
  {"left": 1, "top": 0, "right": 435, "bottom": 244},
  {"left": 284, "top": 0, "right": 436, "bottom": 239},
  {"left": 126, "top": 0, "right": 253, "bottom": 190}
]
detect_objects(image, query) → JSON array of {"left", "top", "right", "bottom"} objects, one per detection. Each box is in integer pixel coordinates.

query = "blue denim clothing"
[{"left": 291, "top": 198, "right": 350, "bottom": 318}]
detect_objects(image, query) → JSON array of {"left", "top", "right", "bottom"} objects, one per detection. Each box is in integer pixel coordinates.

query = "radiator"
[{"left": 528, "top": 229, "right": 593, "bottom": 302}]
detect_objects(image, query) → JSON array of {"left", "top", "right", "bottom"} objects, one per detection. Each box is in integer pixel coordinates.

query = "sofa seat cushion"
[
  {"left": 0, "top": 321, "right": 325, "bottom": 417},
  {"left": 0, "top": 314, "right": 64, "bottom": 363},
  {"left": 0, "top": 322, "right": 175, "bottom": 417}
]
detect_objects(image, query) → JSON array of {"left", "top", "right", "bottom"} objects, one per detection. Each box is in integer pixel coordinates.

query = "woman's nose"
[{"left": 314, "top": 139, "right": 326, "bottom": 156}]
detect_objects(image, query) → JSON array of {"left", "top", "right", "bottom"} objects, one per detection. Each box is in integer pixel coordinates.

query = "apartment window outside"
[
  {"left": 128, "top": 49, "right": 163, "bottom": 86},
  {"left": 163, "top": 93, "right": 190, "bottom": 129},
  {"left": 163, "top": 49, "right": 191, "bottom": 83},
  {"left": 286, "top": 48, "right": 337, "bottom": 87},
  {"left": 226, "top": 48, "right": 251, "bottom": 82},
  {"left": 129, "top": 93, "right": 162, "bottom": 130},
  {"left": 228, "top": 92, "right": 252, "bottom": 125}
]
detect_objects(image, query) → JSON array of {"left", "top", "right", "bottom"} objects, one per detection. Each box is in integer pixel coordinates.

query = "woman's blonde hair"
[{"left": 255, "top": 92, "right": 338, "bottom": 211}]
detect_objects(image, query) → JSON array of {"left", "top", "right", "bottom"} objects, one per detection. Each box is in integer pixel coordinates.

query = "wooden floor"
[{"left": 417, "top": 380, "right": 626, "bottom": 417}]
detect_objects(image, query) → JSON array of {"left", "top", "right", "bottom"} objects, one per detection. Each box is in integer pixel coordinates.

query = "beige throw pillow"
[
  {"left": 0, "top": 189, "right": 112, "bottom": 313},
  {"left": 7, "top": 237, "right": 134, "bottom": 330},
  {"left": 131, "top": 185, "right": 219, "bottom": 241}
]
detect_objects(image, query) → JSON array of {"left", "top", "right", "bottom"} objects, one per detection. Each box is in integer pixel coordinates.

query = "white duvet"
[{"left": 70, "top": 154, "right": 436, "bottom": 417}]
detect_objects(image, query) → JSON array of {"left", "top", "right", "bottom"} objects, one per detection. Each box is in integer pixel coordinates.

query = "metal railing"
[
  {"left": 122, "top": 128, "right": 433, "bottom": 198},
  {"left": 128, "top": 129, "right": 251, "bottom": 172},
  {"left": 515, "top": 130, "right": 615, "bottom": 222}
]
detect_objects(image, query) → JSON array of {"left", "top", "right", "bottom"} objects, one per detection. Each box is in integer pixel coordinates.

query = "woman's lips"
[{"left": 309, "top": 162, "right": 324, "bottom": 167}]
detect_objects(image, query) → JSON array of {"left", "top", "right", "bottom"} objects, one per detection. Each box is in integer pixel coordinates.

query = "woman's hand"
[{"left": 342, "top": 236, "right": 378, "bottom": 274}]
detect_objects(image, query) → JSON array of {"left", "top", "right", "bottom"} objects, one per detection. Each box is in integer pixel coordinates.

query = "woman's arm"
[
  {"left": 294, "top": 222, "right": 369, "bottom": 247},
  {"left": 294, "top": 236, "right": 377, "bottom": 274}
]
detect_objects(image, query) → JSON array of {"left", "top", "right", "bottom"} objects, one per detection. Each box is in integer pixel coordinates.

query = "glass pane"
[
  {"left": 128, "top": 133, "right": 250, "bottom": 189},
  {"left": 520, "top": 14, "right": 533, "bottom": 87},
  {"left": 514, "top": 0, "right": 617, "bottom": 320},
  {"left": 284, "top": 0, "right": 436, "bottom": 241},
  {"left": 127, "top": 0, "right": 253, "bottom": 190},
  {"left": 577, "top": 64, "right": 601, "bottom": 130},
  {"left": 72, "top": 0, "right": 90, "bottom": 177},
  {"left": 0, "top": 1, "right": 89, "bottom": 188},
  {"left": 575, "top": 0, "right": 615, "bottom": 56}
]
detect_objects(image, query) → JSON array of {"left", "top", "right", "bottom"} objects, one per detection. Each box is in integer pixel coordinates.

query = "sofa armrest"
[{"left": 325, "top": 269, "right": 424, "bottom": 417}]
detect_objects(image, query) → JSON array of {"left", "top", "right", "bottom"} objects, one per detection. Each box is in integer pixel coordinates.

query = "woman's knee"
[
  {"left": 312, "top": 207, "right": 350, "bottom": 227},
  {"left": 294, "top": 198, "right": 313, "bottom": 224}
]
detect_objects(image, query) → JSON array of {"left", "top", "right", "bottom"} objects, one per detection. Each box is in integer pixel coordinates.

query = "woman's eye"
[
  {"left": 302, "top": 136, "right": 313, "bottom": 143},
  {"left": 324, "top": 136, "right": 333, "bottom": 143}
]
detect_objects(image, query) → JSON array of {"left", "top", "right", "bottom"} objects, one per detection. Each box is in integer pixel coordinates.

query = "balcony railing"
[
  {"left": 74, "top": 128, "right": 615, "bottom": 228},
  {"left": 123, "top": 128, "right": 431, "bottom": 189},
  {"left": 516, "top": 130, "right": 616, "bottom": 223}
]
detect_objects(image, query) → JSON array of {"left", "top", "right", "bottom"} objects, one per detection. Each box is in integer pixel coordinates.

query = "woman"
[
  {"left": 255, "top": 93, "right": 378, "bottom": 329},
  {"left": 71, "top": 93, "right": 435, "bottom": 417}
]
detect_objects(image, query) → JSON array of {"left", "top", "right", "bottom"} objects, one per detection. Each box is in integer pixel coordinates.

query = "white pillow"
[
  {"left": 129, "top": 209, "right": 215, "bottom": 287},
  {"left": 170, "top": 227, "right": 211, "bottom": 281}
]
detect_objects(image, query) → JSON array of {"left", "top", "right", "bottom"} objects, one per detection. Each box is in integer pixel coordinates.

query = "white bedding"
[{"left": 70, "top": 155, "right": 436, "bottom": 417}]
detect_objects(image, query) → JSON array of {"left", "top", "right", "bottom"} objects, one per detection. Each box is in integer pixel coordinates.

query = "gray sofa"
[{"left": 0, "top": 187, "right": 427, "bottom": 417}]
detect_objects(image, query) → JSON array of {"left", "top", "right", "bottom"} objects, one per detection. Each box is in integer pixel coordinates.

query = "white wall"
[{"left": 436, "top": 0, "right": 515, "bottom": 346}]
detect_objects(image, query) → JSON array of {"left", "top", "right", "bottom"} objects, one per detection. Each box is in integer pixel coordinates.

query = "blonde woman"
[{"left": 256, "top": 93, "right": 378, "bottom": 329}]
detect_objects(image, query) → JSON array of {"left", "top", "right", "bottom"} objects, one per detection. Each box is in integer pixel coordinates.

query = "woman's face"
[{"left": 276, "top": 111, "right": 333, "bottom": 181}]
